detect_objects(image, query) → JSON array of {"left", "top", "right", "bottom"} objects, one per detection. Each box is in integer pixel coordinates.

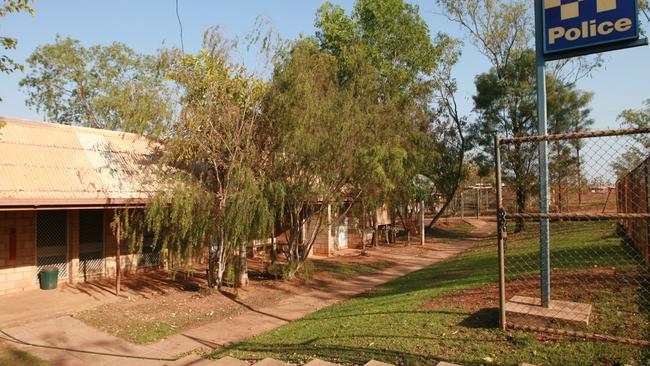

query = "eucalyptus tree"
[
  {"left": 315, "top": 0, "right": 453, "bottom": 239},
  {"left": 545, "top": 79, "right": 593, "bottom": 210},
  {"left": 161, "top": 43, "right": 274, "bottom": 288},
  {"left": 471, "top": 49, "right": 537, "bottom": 231},
  {"left": 438, "top": 0, "right": 600, "bottom": 231},
  {"left": 612, "top": 99, "right": 650, "bottom": 178},
  {"left": 20, "top": 36, "right": 172, "bottom": 135},
  {"left": 1, "top": 0, "right": 34, "bottom": 75},
  {"left": 261, "top": 39, "right": 366, "bottom": 275},
  {"left": 1, "top": 0, "right": 34, "bottom": 105}
]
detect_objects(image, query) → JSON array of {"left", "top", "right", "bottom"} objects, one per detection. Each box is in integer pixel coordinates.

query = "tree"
[
  {"left": 20, "top": 36, "right": 171, "bottom": 135},
  {"left": 262, "top": 39, "right": 367, "bottom": 276},
  {"left": 1, "top": 0, "right": 34, "bottom": 75},
  {"left": 159, "top": 41, "right": 274, "bottom": 289},
  {"left": 472, "top": 49, "right": 537, "bottom": 231},
  {"left": 0, "top": 0, "right": 34, "bottom": 104},
  {"left": 427, "top": 34, "right": 469, "bottom": 228},
  {"left": 612, "top": 99, "right": 650, "bottom": 178},
  {"left": 439, "top": 0, "right": 600, "bottom": 231},
  {"left": 316, "top": 0, "right": 454, "bottom": 240},
  {"left": 546, "top": 79, "right": 593, "bottom": 210}
]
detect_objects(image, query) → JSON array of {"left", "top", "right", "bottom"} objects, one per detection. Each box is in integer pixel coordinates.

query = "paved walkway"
[{"left": 1, "top": 220, "right": 491, "bottom": 366}]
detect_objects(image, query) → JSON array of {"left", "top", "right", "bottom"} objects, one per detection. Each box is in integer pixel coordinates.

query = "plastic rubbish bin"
[{"left": 39, "top": 267, "right": 59, "bottom": 290}]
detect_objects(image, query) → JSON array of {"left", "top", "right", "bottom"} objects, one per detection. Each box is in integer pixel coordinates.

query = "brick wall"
[
  {"left": 0, "top": 211, "right": 37, "bottom": 295},
  {"left": 309, "top": 218, "right": 332, "bottom": 256},
  {"left": 0, "top": 208, "right": 147, "bottom": 296},
  {"left": 103, "top": 209, "right": 140, "bottom": 277}
]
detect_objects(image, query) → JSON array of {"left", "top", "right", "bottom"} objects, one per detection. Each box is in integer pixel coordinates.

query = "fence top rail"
[
  {"left": 498, "top": 127, "right": 650, "bottom": 144},
  {"left": 506, "top": 212, "right": 650, "bottom": 220}
]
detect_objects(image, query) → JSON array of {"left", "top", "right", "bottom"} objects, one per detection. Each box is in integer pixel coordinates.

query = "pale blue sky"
[{"left": 1, "top": 0, "right": 648, "bottom": 129}]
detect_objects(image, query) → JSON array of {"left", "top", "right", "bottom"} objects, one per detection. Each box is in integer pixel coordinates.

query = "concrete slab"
[
  {"left": 364, "top": 361, "right": 394, "bottom": 366},
  {"left": 505, "top": 295, "right": 592, "bottom": 326},
  {"left": 252, "top": 358, "right": 291, "bottom": 366},
  {"left": 304, "top": 360, "right": 340, "bottom": 366},
  {"left": 170, "top": 355, "right": 215, "bottom": 366},
  {"left": 213, "top": 356, "right": 249, "bottom": 366}
]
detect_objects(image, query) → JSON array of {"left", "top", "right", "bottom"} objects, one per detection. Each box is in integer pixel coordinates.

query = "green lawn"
[
  {"left": 213, "top": 221, "right": 650, "bottom": 366},
  {"left": 313, "top": 260, "right": 396, "bottom": 279}
]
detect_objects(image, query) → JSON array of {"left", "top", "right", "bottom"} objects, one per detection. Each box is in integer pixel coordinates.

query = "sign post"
[
  {"left": 534, "top": 0, "right": 647, "bottom": 308},
  {"left": 535, "top": 0, "right": 552, "bottom": 308}
]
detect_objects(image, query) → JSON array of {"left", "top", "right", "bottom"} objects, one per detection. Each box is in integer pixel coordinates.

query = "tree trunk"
[
  {"left": 515, "top": 187, "right": 526, "bottom": 233},
  {"left": 419, "top": 200, "right": 425, "bottom": 245},
  {"left": 215, "top": 230, "right": 227, "bottom": 290},
  {"left": 372, "top": 216, "right": 379, "bottom": 248},
  {"left": 270, "top": 233, "right": 277, "bottom": 264},
  {"left": 238, "top": 241, "right": 248, "bottom": 288}
]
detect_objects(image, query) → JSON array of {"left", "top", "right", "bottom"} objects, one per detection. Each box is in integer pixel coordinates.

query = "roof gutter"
[{"left": 0, "top": 198, "right": 148, "bottom": 211}]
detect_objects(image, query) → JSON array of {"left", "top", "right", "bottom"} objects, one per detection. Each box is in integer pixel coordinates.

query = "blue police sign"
[{"left": 544, "top": 0, "right": 639, "bottom": 54}]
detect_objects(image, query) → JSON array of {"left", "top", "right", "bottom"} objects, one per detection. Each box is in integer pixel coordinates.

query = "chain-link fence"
[{"left": 495, "top": 127, "right": 650, "bottom": 346}]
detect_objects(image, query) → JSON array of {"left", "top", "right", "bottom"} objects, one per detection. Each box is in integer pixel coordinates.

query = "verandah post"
[{"left": 115, "top": 212, "right": 121, "bottom": 296}]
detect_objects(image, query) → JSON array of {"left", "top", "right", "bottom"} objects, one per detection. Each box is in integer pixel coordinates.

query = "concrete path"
[{"left": 1, "top": 220, "right": 491, "bottom": 366}]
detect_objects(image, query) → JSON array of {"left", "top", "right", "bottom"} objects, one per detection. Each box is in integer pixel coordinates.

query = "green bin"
[{"left": 39, "top": 267, "right": 59, "bottom": 290}]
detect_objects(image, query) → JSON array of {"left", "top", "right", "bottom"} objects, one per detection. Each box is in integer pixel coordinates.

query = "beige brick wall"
[
  {"left": 103, "top": 209, "right": 139, "bottom": 277},
  {"left": 309, "top": 218, "right": 331, "bottom": 256},
  {"left": 0, "top": 209, "right": 148, "bottom": 296},
  {"left": 0, "top": 211, "right": 37, "bottom": 295}
]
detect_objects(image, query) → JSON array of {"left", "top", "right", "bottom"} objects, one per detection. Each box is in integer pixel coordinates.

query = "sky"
[{"left": 0, "top": 0, "right": 649, "bottom": 131}]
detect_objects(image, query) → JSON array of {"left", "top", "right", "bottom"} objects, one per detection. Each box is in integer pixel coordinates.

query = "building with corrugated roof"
[{"left": 0, "top": 117, "right": 161, "bottom": 295}]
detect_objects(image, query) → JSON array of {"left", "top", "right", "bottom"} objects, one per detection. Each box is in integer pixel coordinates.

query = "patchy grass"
[
  {"left": 76, "top": 237, "right": 419, "bottom": 344},
  {"left": 425, "top": 220, "right": 475, "bottom": 239},
  {"left": 0, "top": 342, "right": 51, "bottom": 366},
  {"left": 75, "top": 283, "right": 290, "bottom": 344},
  {"left": 313, "top": 260, "right": 395, "bottom": 279},
  {"left": 213, "top": 221, "right": 650, "bottom": 366}
]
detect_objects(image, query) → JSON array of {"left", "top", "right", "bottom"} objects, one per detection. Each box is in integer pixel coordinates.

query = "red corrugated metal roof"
[{"left": 0, "top": 117, "right": 161, "bottom": 208}]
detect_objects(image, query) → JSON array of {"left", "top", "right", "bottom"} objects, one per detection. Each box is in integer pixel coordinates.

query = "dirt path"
[{"left": 2, "top": 219, "right": 493, "bottom": 366}]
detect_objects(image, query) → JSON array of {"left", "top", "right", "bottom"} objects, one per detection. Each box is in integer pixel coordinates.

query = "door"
[
  {"left": 79, "top": 210, "right": 104, "bottom": 281},
  {"left": 337, "top": 218, "right": 348, "bottom": 249},
  {"left": 36, "top": 211, "right": 68, "bottom": 279}
]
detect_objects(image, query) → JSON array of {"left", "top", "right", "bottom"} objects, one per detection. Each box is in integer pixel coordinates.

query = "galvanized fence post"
[
  {"left": 534, "top": 0, "right": 551, "bottom": 308},
  {"left": 495, "top": 136, "right": 507, "bottom": 330}
]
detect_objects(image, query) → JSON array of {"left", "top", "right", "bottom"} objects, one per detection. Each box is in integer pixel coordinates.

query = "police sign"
[{"left": 544, "top": 0, "right": 639, "bottom": 54}]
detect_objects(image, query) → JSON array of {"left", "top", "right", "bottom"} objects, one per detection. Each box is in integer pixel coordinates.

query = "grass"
[
  {"left": 77, "top": 247, "right": 402, "bottom": 344},
  {"left": 425, "top": 221, "right": 475, "bottom": 239},
  {"left": 0, "top": 343, "right": 51, "bottom": 366},
  {"left": 313, "top": 260, "right": 396, "bottom": 279},
  {"left": 213, "top": 221, "right": 650, "bottom": 366}
]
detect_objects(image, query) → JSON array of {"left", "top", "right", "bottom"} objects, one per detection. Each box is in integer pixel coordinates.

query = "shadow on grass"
[
  {"left": 425, "top": 224, "right": 475, "bottom": 240},
  {"left": 217, "top": 336, "right": 491, "bottom": 366},
  {"left": 458, "top": 308, "right": 499, "bottom": 329}
]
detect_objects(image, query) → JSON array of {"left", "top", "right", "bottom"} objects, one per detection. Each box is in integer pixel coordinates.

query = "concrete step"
[
  {"left": 304, "top": 359, "right": 340, "bottom": 366},
  {"left": 170, "top": 354, "right": 216, "bottom": 366},
  {"left": 252, "top": 358, "right": 292, "bottom": 366},
  {"left": 214, "top": 356, "right": 251, "bottom": 366},
  {"left": 364, "top": 361, "right": 394, "bottom": 366}
]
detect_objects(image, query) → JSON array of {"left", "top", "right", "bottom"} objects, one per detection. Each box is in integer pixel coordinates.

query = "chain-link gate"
[
  {"left": 36, "top": 210, "right": 68, "bottom": 279},
  {"left": 460, "top": 184, "right": 497, "bottom": 219},
  {"left": 495, "top": 127, "right": 650, "bottom": 346}
]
